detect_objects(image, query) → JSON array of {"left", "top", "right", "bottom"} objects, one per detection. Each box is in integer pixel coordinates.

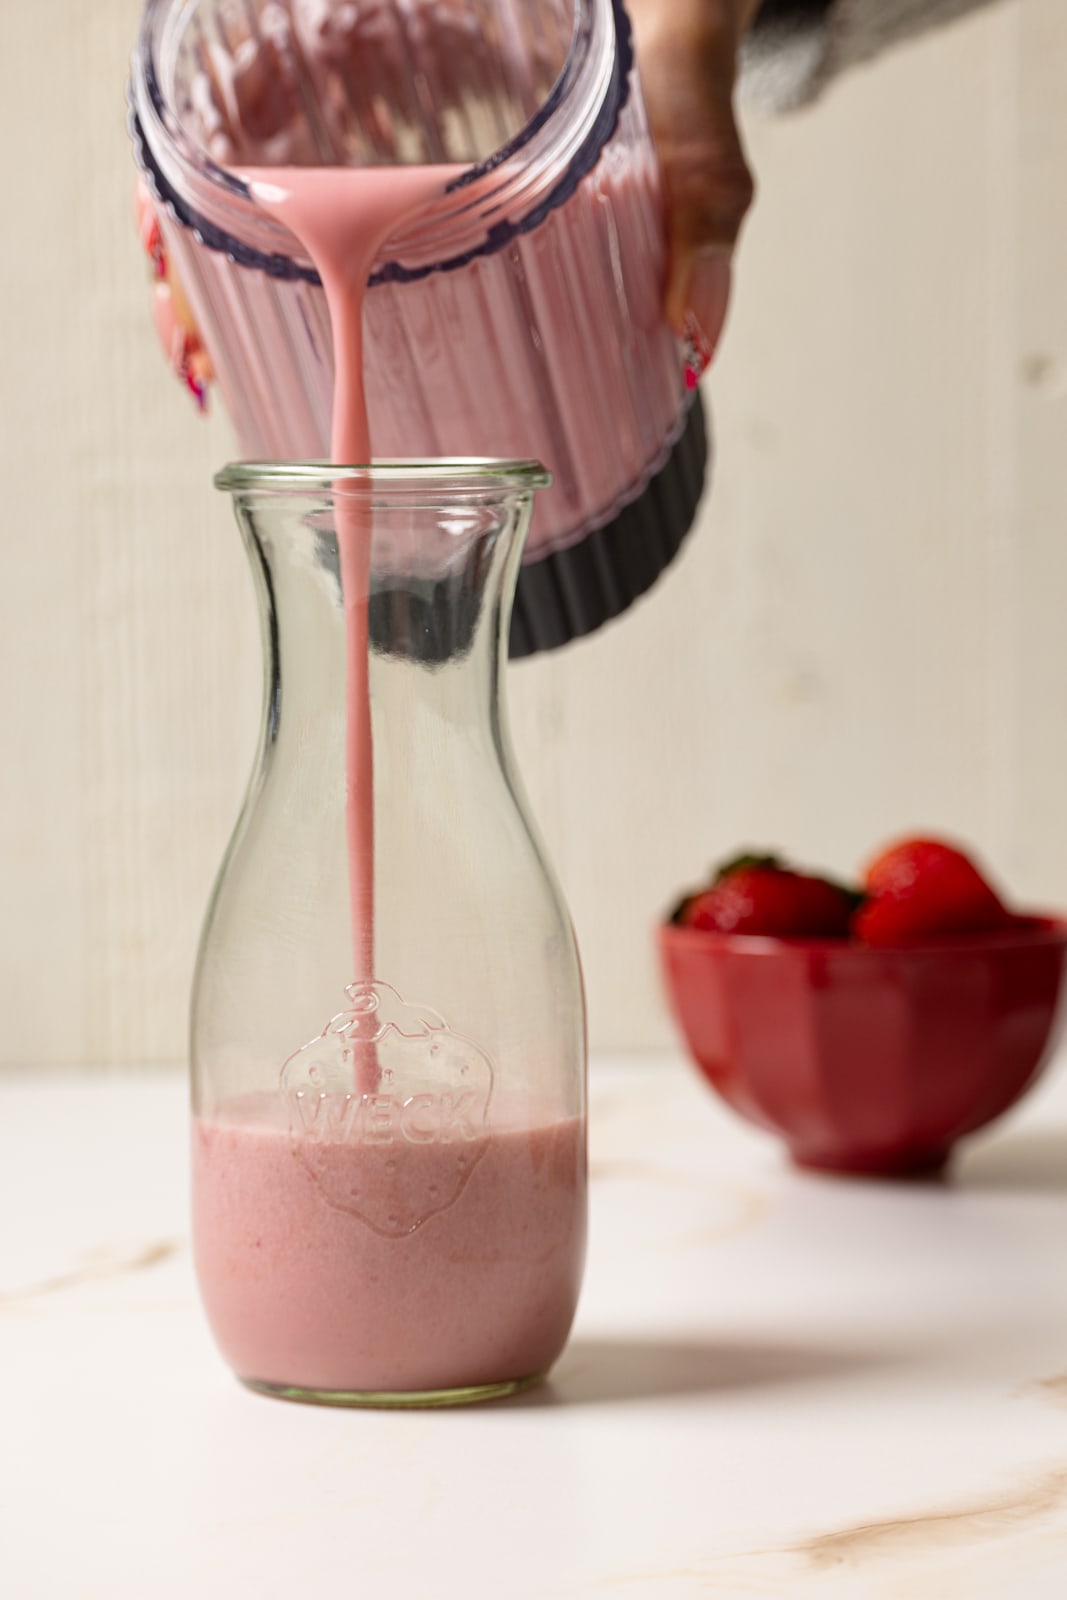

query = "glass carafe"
[{"left": 191, "top": 460, "right": 587, "bottom": 1405}]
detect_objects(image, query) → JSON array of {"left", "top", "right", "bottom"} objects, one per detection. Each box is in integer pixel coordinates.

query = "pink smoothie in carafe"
[{"left": 192, "top": 1094, "right": 586, "bottom": 1393}]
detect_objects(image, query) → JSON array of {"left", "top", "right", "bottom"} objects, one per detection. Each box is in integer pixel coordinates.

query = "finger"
[
  {"left": 686, "top": 252, "right": 733, "bottom": 373},
  {"left": 134, "top": 178, "right": 167, "bottom": 279},
  {"left": 661, "top": 119, "right": 753, "bottom": 340},
  {"left": 629, "top": 4, "right": 755, "bottom": 340}
]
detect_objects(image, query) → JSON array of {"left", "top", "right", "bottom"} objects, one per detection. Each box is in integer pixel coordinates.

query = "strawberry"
[
  {"left": 679, "top": 852, "right": 859, "bottom": 938},
  {"left": 853, "top": 836, "right": 1013, "bottom": 945}
]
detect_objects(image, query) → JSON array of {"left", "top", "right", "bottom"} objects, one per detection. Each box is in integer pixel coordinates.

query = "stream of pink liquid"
[{"left": 245, "top": 167, "right": 460, "bottom": 983}]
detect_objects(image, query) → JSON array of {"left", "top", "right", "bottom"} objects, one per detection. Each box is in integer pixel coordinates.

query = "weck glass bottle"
[{"left": 191, "top": 460, "right": 587, "bottom": 1406}]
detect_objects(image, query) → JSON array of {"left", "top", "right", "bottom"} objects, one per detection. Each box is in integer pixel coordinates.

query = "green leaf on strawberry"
[{"left": 678, "top": 852, "right": 863, "bottom": 938}]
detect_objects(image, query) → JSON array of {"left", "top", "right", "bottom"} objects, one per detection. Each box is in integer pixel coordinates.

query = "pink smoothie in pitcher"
[
  {"left": 192, "top": 1094, "right": 586, "bottom": 1394},
  {"left": 133, "top": 0, "right": 705, "bottom": 668}
]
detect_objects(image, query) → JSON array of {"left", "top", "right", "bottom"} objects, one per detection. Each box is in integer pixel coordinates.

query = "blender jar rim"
[{"left": 129, "top": 0, "right": 635, "bottom": 286}]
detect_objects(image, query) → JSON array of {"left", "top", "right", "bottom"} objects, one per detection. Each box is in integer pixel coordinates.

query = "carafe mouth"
[
  {"left": 130, "top": 0, "right": 634, "bottom": 284},
  {"left": 215, "top": 459, "right": 552, "bottom": 496},
  {"left": 218, "top": 459, "right": 552, "bottom": 666}
]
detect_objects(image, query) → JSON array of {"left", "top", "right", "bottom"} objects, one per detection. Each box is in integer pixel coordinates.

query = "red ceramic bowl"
[{"left": 658, "top": 916, "right": 1067, "bottom": 1176}]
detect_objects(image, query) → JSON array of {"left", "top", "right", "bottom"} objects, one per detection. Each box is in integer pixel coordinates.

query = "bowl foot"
[{"left": 791, "top": 1147, "right": 951, "bottom": 1181}]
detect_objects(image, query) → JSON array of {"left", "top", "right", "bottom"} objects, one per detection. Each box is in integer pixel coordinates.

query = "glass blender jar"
[{"left": 129, "top": 0, "right": 709, "bottom": 655}]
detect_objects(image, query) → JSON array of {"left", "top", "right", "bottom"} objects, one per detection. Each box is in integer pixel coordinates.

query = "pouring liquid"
[{"left": 244, "top": 165, "right": 460, "bottom": 1003}]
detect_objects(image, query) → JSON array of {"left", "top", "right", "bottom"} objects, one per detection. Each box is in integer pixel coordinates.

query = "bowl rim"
[{"left": 658, "top": 912, "right": 1067, "bottom": 957}]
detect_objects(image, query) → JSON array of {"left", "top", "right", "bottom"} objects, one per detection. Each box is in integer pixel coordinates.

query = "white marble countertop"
[{"left": 3, "top": 1054, "right": 1067, "bottom": 1598}]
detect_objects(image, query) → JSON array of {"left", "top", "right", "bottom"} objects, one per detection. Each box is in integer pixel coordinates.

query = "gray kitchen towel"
[{"left": 741, "top": 0, "right": 1001, "bottom": 111}]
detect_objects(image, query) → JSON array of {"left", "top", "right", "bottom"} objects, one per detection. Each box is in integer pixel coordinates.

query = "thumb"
[{"left": 629, "top": 3, "right": 755, "bottom": 346}]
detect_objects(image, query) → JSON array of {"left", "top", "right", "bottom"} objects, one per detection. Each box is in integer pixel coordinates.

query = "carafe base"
[{"left": 242, "top": 1371, "right": 546, "bottom": 1408}]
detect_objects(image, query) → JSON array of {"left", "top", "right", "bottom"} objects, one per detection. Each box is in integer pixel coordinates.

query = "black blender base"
[
  {"left": 366, "top": 392, "right": 708, "bottom": 665},
  {"left": 508, "top": 390, "right": 709, "bottom": 659}
]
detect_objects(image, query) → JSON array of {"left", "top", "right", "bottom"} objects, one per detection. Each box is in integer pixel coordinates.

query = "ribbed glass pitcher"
[
  {"left": 129, "top": 0, "right": 708, "bottom": 656},
  {"left": 191, "top": 460, "right": 587, "bottom": 1406}
]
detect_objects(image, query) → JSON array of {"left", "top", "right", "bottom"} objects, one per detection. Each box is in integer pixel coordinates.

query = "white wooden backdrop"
[{"left": 1, "top": 0, "right": 1064, "bottom": 1066}]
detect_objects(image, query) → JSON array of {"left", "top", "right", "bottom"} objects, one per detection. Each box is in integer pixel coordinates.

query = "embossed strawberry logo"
[{"left": 280, "top": 982, "right": 494, "bottom": 1235}]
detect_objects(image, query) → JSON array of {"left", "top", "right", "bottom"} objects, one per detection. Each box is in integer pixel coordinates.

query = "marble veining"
[
  {"left": 0, "top": 1238, "right": 182, "bottom": 1310},
  {"left": 1024, "top": 1372, "right": 1067, "bottom": 1409},
  {"left": 790, "top": 1465, "right": 1067, "bottom": 1569},
  {"left": 593, "top": 1467, "right": 1067, "bottom": 1589}
]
